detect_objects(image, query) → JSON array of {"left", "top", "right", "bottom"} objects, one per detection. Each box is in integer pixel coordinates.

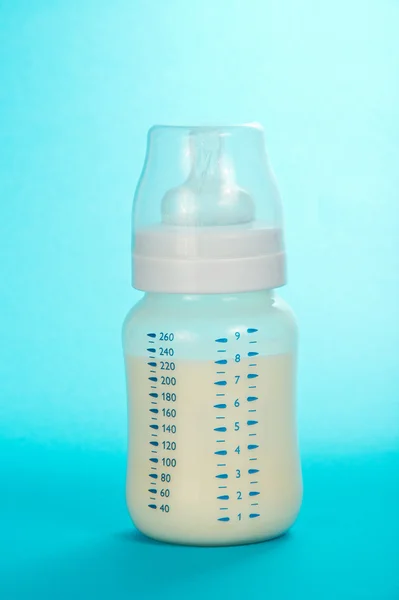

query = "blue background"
[{"left": 0, "top": 1, "right": 398, "bottom": 598}]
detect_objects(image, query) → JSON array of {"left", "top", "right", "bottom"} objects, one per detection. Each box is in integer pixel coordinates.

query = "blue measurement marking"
[
  {"left": 150, "top": 408, "right": 158, "bottom": 413},
  {"left": 150, "top": 370, "right": 156, "bottom": 373},
  {"left": 214, "top": 426, "right": 227, "bottom": 432},
  {"left": 247, "top": 373, "right": 258, "bottom": 379},
  {"left": 251, "top": 502, "right": 259, "bottom": 506},
  {"left": 247, "top": 420, "right": 258, "bottom": 426},
  {"left": 217, "top": 464, "right": 226, "bottom": 467},
  {"left": 249, "top": 491, "right": 260, "bottom": 496},
  {"left": 250, "top": 481, "right": 259, "bottom": 484},
  {"left": 247, "top": 328, "right": 258, "bottom": 334},
  {"left": 215, "top": 359, "right": 228, "bottom": 365},
  {"left": 151, "top": 418, "right": 157, "bottom": 421},
  {"left": 249, "top": 364, "right": 257, "bottom": 367},
  {"left": 214, "top": 380, "right": 227, "bottom": 386},
  {"left": 150, "top": 441, "right": 159, "bottom": 447},
  {"left": 247, "top": 396, "right": 258, "bottom": 402},
  {"left": 219, "top": 507, "right": 228, "bottom": 511},
  {"left": 147, "top": 333, "right": 156, "bottom": 338},
  {"left": 215, "top": 338, "right": 228, "bottom": 343},
  {"left": 248, "top": 351, "right": 259, "bottom": 357},
  {"left": 216, "top": 371, "right": 226, "bottom": 375},
  {"left": 149, "top": 458, "right": 158, "bottom": 463},
  {"left": 149, "top": 376, "right": 158, "bottom": 382},
  {"left": 249, "top": 513, "right": 260, "bottom": 519},
  {"left": 249, "top": 469, "right": 259, "bottom": 474},
  {"left": 150, "top": 424, "right": 159, "bottom": 429},
  {"left": 217, "top": 349, "right": 227, "bottom": 353},
  {"left": 249, "top": 385, "right": 256, "bottom": 389},
  {"left": 248, "top": 409, "right": 256, "bottom": 413},
  {"left": 149, "top": 473, "right": 158, "bottom": 479},
  {"left": 216, "top": 439, "right": 225, "bottom": 443},
  {"left": 216, "top": 416, "right": 225, "bottom": 419},
  {"left": 217, "top": 495, "right": 229, "bottom": 500},
  {"left": 149, "top": 393, "right": 158, "bottom": 398},
  {"left": 218, "top": 517, "right": 230, "bottom": 522},
  {"left": 147, "top": 348, "right": 156, "bottom": 353},
  {"left": 249, "top": 457, "right": 257, "bottom": 461},
  {"left": 216, "top": 393, "right": 225, "bottom": 397},
  {"left": 214, "top": 450, "right": 227, "bottom": 455},
  {"left": 151, "top": 434, "right": 157, "bottom": 438},
  {"left": 249, "top": 341, "right": 257, "bottom": 344},
  {"left": 148, "top": 362, "right": 157, "bottom": 368},
  {"left": 249, "top": 433, "right": 256, "bottom": 437},
  {"left": 218, "top": 485, "right": 227, "bottom": 489},
  {"left": 214, "top": 403, "right": 227, "bottom": 409},
  {"left": 216, "top": 474, "right": 228, "bottom": 479},
  {"left": 148, "top": 504, "right": 157, "bottom": 509},
  {"left": 248, "top": 444, "right": 259, "bottom": 450},
  {"left": 148, "top": 488, "right": 157, "bottom": 494}
]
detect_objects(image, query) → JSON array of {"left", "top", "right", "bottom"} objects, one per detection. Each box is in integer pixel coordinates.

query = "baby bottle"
[{"left": 123, "top": 124, "right": 302, "bottom": 546}]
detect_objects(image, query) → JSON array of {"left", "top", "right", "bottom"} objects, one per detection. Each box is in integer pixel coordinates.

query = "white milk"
[{"left": 125, "top": 353, "right": 302, "bottom": 546}]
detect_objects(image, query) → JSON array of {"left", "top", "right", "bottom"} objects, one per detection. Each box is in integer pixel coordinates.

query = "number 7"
[{"left": 235, "top": 375, "right": 240, "bottom": 384}]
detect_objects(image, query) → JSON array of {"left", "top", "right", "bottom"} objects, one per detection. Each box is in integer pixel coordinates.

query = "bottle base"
[{"left": 131, "top": 516, "right": 297, "bottom": 547}]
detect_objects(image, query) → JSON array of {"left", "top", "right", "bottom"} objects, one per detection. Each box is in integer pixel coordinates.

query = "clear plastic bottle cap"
[{"left": 132, "top": 124, "right": 286, "bottom": 293}]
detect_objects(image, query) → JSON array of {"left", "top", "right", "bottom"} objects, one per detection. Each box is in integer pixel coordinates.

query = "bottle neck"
[{"left": 142, "top": 289, "right": 275, "bottom": 309}]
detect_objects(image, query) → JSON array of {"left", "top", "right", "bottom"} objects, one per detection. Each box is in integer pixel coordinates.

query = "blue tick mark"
[
  {"left": 247, "top": 328, "right": 258, "bottom": 334},
  {"left": 148, "top": 488, "right": 157, "bottom": 494},
  {"left": 249, "top": 491, "right": 260, "bottom": 496},
  {"left": 247, "top": 420, "right": 258, "bottom": 426},
  {"left": 147, "top": 348, "right": 156, "bottom": 353},
  {"left": 215, "top": 338, "right": 228, "bottom": 343},
  {"left": 215, "top": 359, "right": 228, "bottom": 365},
  {"left": 217, "top": 495, "right": 229, "bottom": 500},
  {"left": 214, "top": 427, "right": 227, "bottom": 432},
  {"left": 150, "top": 441, "right": 159, "bottom": 447},
  {"left": 147, "top": 333, "right": 156, "bottom": 338},
  {"left": 248, "top": 468, "right": 259, "bottom": 474},
  {"left": 247, "top": 373, "right": 258, "bottom": 379},
  {"left": 248, "top": 444, "right": 259, "bottom": 450},
  {"left": 149, "top": 408, "right": 159, "bottom": 413},
  {"left": 148, "top": 362, "right": 157, "bottom": 367},
  {"left": 149, "top": 474, "right": 158, "bottom": 479},
  {"left": 249, "top": 513, "right": 260, "bottom": 519},
  {"left": 214, "top": 403, "right": 226, "bottom": 409},
  {"left": 216, "top": 474, "right": 228, "bottom": 479},
  {"left": 149, "top": 393, "right": 158, "bottom": 398},
  {"left": 214, "top": 380, "right": 227, "bottom": 386},
  {"left": 148, "top": 504, "right": 157, "bottom": 509},
  {"left": 248, "top": 351, "right": 259, "bottom": 357},
  {"left": 215, "top": 450, "right": 227, "bottom": 456},
  {"left": 150, "top": 424, "right": 159, "bottom": 430},
  {"left": 149, "top": 458, "right": 158, "bottom": 463},
  {"left": 247, "top": 396, "right": 258, "bottom": 402},
  {"left": 218, "top": 517, "right": 230, "bottom": 522}
]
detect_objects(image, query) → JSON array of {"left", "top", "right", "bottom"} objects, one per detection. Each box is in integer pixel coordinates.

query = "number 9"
[{"left": 235, "top": 332, "right": 240, "bottom": 340}]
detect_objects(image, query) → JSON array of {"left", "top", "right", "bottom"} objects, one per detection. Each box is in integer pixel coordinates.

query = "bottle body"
[{"left": 123, "top": 291, "right": 302, "bottom": 546}]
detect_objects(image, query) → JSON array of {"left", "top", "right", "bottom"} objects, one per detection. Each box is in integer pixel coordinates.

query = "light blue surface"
[{"left": 0, "top": 1, "right": 398, "bottom": 598}]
